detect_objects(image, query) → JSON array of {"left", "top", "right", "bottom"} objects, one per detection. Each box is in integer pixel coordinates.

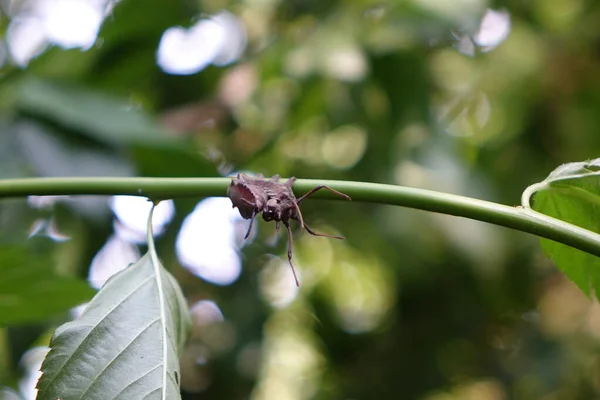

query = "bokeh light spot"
[
  {"left": 190, "top": 300, "right": 225, "bottom": 326},
  {"left": 176, "top": 197, "right": 244, "bottom": 285},
  {"left": 259, "top": 259, "right": 299, "bottom": 308},
  {"left": 474, "top": 9, "right": 511, "bottom": 51},
  {"left": 88, "top": 235, "right": 140, "bottom": 289},
  {"left": 321, "top": 125, "right": 367, "bottom": 170},
  {"left": 41, "top": 0, "right": 104, "bottom": 50},
  {"left": 110, "top": 196, "right": 175, "bottom": 243},
  {"left": 157, "top": 11, "right": 246, "bottom": 75}
]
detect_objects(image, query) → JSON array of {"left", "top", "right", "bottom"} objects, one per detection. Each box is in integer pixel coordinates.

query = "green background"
[{"left": 2, "top": 0, "right": 600, "bottom": 399}]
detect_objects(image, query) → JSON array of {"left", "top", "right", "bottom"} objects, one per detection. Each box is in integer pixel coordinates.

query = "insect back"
[
  {"left": 227, "top": 173, "right": 266, "bottom": 219},
  {"left": 227, "top": 173, "right": 351, "bottom": 286}
]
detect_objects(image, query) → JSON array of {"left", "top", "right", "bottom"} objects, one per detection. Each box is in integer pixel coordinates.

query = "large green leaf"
[
  {"left": 523, "top": 159, "right": 600, "bottom": 296},
  {"left": 36, "top": 206, "right": 191, "bottom": 399},
  {"left": 17, "top": 121, "right": 134, "bottom": 178},
  {"left": 0, "top": 246, "right": 96, "bottom": 325},
  {"left": 16, "top": 79, "right": 172, "bottom": 147}
]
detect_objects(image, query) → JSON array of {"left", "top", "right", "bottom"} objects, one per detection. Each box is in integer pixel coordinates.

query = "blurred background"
[{"left": 1, "top": 0, "right": 600, "bottom": 399}]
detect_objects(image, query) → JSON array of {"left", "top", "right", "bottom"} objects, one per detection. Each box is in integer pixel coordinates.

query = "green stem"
[{"left": 1, "top": 176, "right": 599, "bottom": 257}]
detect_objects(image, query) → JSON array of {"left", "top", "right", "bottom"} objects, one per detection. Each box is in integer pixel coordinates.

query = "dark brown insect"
[{"left": 227, "top": 173, "right": 351, "bottom": 286}]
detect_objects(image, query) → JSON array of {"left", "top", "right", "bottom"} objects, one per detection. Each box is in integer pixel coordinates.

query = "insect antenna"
[
  {"left": 303, "top": 223, "right": 345, "bottom": 240},
  {"left": 283, "top": 221, "right": 300, "bottom": 287},
  {"left": 297, "top": 185, "right": 351, "bottom": 204}
]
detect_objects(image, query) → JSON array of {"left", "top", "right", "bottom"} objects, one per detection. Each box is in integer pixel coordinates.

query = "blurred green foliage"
[{"left": 2, "top": 0, "right": 600, "bottom": 399}]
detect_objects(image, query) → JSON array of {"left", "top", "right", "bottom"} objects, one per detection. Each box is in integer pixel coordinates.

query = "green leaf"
[
  {"left": 17, "top": 121, "right": 134, "bottom": 178},
  {"left": 0, "top": 120, "right": 28, "bottom": 179},
  {"left": 0, "top": 247, "right": 96, "bottom": 325},
  {"left": 129, "top": 144, "right": 217, "bottom": 178},
  {"left": 36, "top": 206, "right": 191, "bottom": 399},
  {"left": 99, "top": 0, "right": 190, "bottom": 44},
  {"left": 16, "top": 79, "right": 173, "bottom": 147},
  {"left": 523, "top": 159, "right": 600, "bottom": 296}
]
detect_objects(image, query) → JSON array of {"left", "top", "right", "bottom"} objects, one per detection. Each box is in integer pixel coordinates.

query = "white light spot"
[
  {"left": 6, "top": 0, "right": 109, "bottom": 67},
  {"left": 190, "top": 300, "right": 225, "bottom": 326},
  {"left": 88, "top": 235, "right": 140, "bottom": 289},
  {"left": 474, "top": 9, "right": 511, "bottom": 51},
  {"left": 176, "top": 197, "right": 244, "bottom": 285},
  {"left": 7, "top": 16, "right": 47, "bottom": 66},
  {"left": 40, "top": 0, "right": 104, "bottom": 50},
  {"left": 157, "top": 11, "right": 246, "bottom": 75},
  {"left": 322, "top": 46, "right": 367, "bottom": 82},
  {"left": 209, "top": 11, "right": 247, "bottom": 66},
  {"left": 157, "top": 22, "right": 223, "bottom": 75},
  {"left": 110, "top": 196, "right": 175, "bottom": 243},
  {"left": 19, "top": 346, "right": 49, "bottom": 400}
]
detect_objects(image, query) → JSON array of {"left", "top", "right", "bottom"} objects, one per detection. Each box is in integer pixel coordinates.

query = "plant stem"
[{"left": 1, "top": 176, "right": 599, "bottom": 257}]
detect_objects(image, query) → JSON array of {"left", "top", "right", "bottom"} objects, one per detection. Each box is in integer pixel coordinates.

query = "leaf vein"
[
  {"left": 79, "top": 317, "right": 161, "bottom": 399},
  {"left": 41, "top": 274, "right": 154, "bottom": 391},
  {"left": 109, "top": 364, "right": 161, "bottom": 400}
]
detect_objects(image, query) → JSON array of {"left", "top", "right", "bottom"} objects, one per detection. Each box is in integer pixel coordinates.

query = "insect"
[{"left": 227, "top": 173, "right": 351, "bottom": 286}]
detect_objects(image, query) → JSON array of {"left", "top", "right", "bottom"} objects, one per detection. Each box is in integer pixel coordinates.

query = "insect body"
[{"left": 227, "top": 173, "right": 351, "bottom": 286}]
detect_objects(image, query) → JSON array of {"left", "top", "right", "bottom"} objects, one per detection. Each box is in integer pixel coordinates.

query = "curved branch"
[{"left": 1, "top": 176, "right": 599, "bottom": 258}]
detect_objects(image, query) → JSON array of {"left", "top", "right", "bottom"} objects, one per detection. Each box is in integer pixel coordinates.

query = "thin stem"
[
  {"left": 1, "top": 176, "right": 600, "bottom": 258},
  {"left": 521, "top": 181, "right": 547, "bottom": 209}
]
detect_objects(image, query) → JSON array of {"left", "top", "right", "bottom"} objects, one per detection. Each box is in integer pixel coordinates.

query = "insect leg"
[
  {"left": 284, "top": 221, "right": 300, "bottom": 287},
  {"left": 303, "top": 223, "right": 345, "bottom": 240},
  {"left": 292, "top": 201, "right": 305, "bottom": 231},
  {"left": 296, "top": 186, "right": 351, "bottom": 203},
  {"left": 244, "top": 208, "right": 257, "bottom": 239}
]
